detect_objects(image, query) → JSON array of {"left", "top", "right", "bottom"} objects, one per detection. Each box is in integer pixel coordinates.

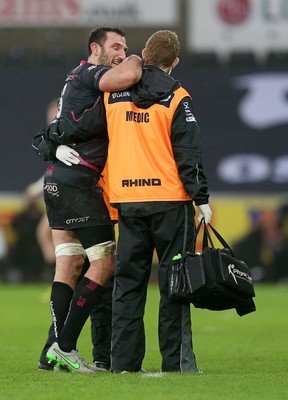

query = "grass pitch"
[{"left": 0, "top": 283, "right": 287, "bottom": 400}]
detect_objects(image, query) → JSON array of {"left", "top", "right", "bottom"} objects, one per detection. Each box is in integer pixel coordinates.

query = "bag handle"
[{"left": 196, "top": 219, "right": 235, "bottom": 256}]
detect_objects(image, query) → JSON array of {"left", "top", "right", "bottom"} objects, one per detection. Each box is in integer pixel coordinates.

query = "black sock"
[
  {"left": 39, "top": 281, "right": 74, "bottom": 363},
  {"left": 58, "top": 277, "right": 103, "bottom": 352},
  {"left": 39, "top": 323, "right": 56, "bottom": 365},
  {"left": 50, "top": 281, "right": 75, "bottom": 337}
]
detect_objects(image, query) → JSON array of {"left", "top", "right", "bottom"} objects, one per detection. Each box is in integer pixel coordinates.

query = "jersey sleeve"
[
  {"left": 32, "top": 127, "right": 58, "bottom": 161},
  {"left": 171, "top": 96, "right": 210, "bottom": 205},
  {"left": 82, "top": 65, "right": 110, "bottom": 90}
]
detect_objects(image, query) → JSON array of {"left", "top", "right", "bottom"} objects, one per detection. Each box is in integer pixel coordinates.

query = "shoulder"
[
  {"left": 71, "top": 62, "right": 108, "bottom": 78},
  {"left": 175, "top": 86, "right": 191, "bottom": 99},
  {"left": 71, "top": 62, "right": 110, "bottom": 89}
]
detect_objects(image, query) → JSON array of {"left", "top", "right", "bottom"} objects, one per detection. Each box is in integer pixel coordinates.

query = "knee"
[
  {"left": 54, "top": 243, "right": 86, "bottom": 286},
  {"left": 85, "top": 241, "right": 116, "bottom": 262}
]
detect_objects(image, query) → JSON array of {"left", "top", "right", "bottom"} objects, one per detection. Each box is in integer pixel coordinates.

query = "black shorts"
[{"left": 44, "top": 162, "right": 112, "bottom": 230}]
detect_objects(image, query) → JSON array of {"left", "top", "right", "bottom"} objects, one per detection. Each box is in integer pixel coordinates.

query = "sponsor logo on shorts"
[
  {"left": 44, "top": 183, "right": 59, "bottom": 197},
  {"left": 66, "top": 216, "right": 90, "bottom": 224}
]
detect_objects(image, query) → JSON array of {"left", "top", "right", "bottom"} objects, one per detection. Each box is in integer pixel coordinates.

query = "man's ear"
[
  {"left": 172, "top": 57, "right": 179, "bottom": 69},
  {"left": 142, "top": 48, "right": 147, "bottom": 62},
  {"left": 90, "top": 42, "right": 100, "bottom": 55}
]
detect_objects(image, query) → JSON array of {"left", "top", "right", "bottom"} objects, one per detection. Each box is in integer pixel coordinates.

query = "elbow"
[{"left": 127, "top": 69, "right": 142, "bottom": 86}]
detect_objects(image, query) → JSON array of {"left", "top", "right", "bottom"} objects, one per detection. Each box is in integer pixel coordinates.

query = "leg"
[
  {"left": 52, "top": 225, "right": 115, "bottom": 353},
  {"left": 38, "top": 229, "right": 85, "bottom": 369},
  {"left": 90, "top": 276, "right": 113, "bottom": 369},
  {"left": 52, "top": 229, "right": 85, "bottom": 289},
  {"left": 153, "top": 204, "right": 199, "bottom": 372},
  {"left": 111, "top": 215, "right": 154, "bottom": 372},
  {"left": 36, "top": 213, "right": 55, "bottom": 281},
  {"left": 43, "top": 169, "right": 115, "bottom": 372},
  {"left": 36, "top": 213, "right": 55, "bottom": 264}
]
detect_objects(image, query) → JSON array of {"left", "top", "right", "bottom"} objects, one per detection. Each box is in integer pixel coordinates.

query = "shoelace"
[{"left": 72, "top": 350, "right": 93, "bottom": 369}]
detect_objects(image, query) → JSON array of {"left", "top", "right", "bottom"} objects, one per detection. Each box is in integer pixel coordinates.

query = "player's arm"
[
  {"left": 99, "top": 54, "right": 142, "bottom": 92},
  {"left": 32, "top": 128, "right": 79, "bottom": 166},
  {"left": 32, "top": 128, "right": 58, "bottom": 161}
]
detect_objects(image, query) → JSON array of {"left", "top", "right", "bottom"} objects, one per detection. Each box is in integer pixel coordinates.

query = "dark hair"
[{"left": 88, "top": 27, "right": 125, "bottom": 55}]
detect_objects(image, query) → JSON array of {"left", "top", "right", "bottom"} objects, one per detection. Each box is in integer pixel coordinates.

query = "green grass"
[{"left": 0, "top": 283, "right": 288, "bottom": 400}]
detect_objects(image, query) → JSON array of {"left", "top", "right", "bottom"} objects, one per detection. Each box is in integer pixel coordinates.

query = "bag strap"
[
  {"left": 195, "top": 220, "right": 211, "bottom": 248},
  {"left": 207, "top": 223, "right": 234, "bottom": 255},
  {"left": 196, "top": 219, "right": 235, "bottom": 256}
]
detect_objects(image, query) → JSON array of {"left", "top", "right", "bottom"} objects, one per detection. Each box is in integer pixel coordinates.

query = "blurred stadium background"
[{"left": 0, "top": 0, "right": 287, "bottom": 282}]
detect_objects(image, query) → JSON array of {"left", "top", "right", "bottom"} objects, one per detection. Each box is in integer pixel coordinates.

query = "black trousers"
[
  {"left": 90, "top": 277, "right": 113, "bottom": 366},
  {"left": 111, "top": 203, "right": 199, "bottom": 372}
]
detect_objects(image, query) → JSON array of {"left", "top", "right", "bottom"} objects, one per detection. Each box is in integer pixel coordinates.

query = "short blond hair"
[{"left": 144, "top": 30, "right": 180, "bottom": 68}]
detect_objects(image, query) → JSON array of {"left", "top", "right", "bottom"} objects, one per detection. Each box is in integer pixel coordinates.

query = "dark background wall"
[
  {"left": 1, "top": 0, "right": 288, "bottom": 195},
  {"left": 1, "top": 61, "right": 287, "bottom": 194}
]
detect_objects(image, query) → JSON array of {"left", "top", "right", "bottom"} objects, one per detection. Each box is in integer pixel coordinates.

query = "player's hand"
[
  {"left": 197, "top": 204, "right": 212, "bottom": 224},
  {"left": 123, "top": 54, "right": 142, "bottom": 63},
  {"left": 56, "top": 145, "right": 80, "bottom": 166}
]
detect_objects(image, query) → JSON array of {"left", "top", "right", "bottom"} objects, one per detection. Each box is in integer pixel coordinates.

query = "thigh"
[
  {"left": 52, "top": 229, "right": 84, "bottom": 287},
  {"left": 74, "top": 225, "right": 116, "bottom": 285},
  {"left": 153, "top": 202, "right": 195, "bottom": 266},
  {"left": 116, "top": 214, "right": 154, "bottom": 282},
  {"left": 153, "top": 203, "right": 196, "bottom": 298},
  {"left": 75, "top": 225, "right": 115, "bottom": 249},
  {"left": 51, "top": 229, "right": 79, "bottom": 247},
  {"left": 44, "top": 165, "right": 111, "bottom": 230}
]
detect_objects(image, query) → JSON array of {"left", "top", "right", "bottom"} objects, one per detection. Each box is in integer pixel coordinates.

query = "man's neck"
[{"left": 87, "top": 54, "right": 99, "bottom": 65}]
